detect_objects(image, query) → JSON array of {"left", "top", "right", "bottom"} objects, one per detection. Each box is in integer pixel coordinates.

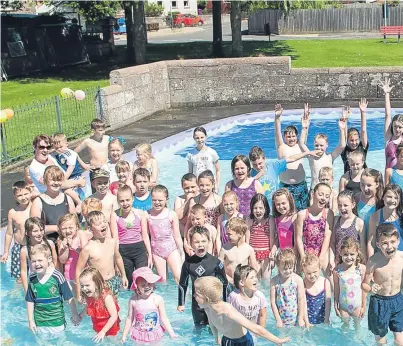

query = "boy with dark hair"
[
  {"left": 175, "top": 173, "right": 198, "bottom": 238},
  {"left": 132, "top": 168, "right": 152, "bottom": 211}
]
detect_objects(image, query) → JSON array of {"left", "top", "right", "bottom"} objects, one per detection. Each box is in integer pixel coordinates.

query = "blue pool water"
[{"left": 1, "top": 108, "right": 402, "bottom": 345}]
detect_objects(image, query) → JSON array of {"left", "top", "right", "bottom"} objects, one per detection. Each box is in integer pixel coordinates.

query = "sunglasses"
[{"left": 37, "top": 145, "right": 51, "bottom": 150}]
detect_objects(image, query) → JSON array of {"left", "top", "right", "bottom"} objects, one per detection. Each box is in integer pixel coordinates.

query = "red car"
[{"left": 173, "top": 14, "right": 204, "bottom": 27}]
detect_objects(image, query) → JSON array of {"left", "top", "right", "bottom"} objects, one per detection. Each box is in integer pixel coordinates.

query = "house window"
[
  {"left": 172, "top": 1, "right": 177, "bottom": 8},
  {"left": 184, "top": 0, "right": 189, "bottom": 8}
]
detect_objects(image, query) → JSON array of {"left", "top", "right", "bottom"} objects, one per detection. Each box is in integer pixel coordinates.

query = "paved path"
[{"left": 2, "top": 100, "right": 402, "bottom": 227}]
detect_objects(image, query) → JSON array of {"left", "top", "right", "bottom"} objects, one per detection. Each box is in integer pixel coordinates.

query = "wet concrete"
[{"left": 2, "top": 100, "right": 403, "bottom": 226}]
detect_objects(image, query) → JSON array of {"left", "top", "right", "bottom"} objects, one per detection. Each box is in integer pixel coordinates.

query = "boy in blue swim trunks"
[
  {"left": 194, "top": 276, "right": 290, "bottom": 345},
  {"left": 362, "top": 224, "right": 403, "bottom": 346}
]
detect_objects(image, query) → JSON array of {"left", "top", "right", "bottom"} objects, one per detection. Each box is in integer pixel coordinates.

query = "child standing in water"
[
  {"left": 333, "top": 237, "right": 366, "bottom": 329},
  {"left": 225, "top": 155, "right": 263, "bottom": 216},
  {"left": 217, "top": 191, "right": 243, "bottom": 246},
  {"left": 339, "top": 151, "right": 365, "bottom": 195},
  {"left": 272, "top": 188, "right": 297, "bottom": 251},
  {"left": 187, "top": 126, "right": 221, "bottom": 191},
  {"left": 194, "top": 276, "right": 290, "bottom": 345},
  {"left": 2, "top": 181, "right": 32, "bottom": 283},
  {"left": 245, "top": 194, "right": 275, "bottom": 281},
  {"left": 299, "top": 103, "right": 348, "bottom": 190},
  {"left": 368, "top": 184, "right": 403, "bottom": 257},
  {"left": 187, "top": 170, "right": 222, "bottom": 229},
  {"left": 340, "top": 98, "right": 369, "bottom": 173},
  {"left": 133, "top": 143, "right": 159, "bottom": 187},
  {"left": 270, "top": 249, "right": 307, "bottom": 328},
  {"left": 132, "top": 168, "right": 153, "bottom": 211},
  {"left": 331, "top": 190, "right": 366, "bottom": 264},
  {"left": 385, "top": 144, "right": 403, "bottom": 190},
  {"left": 78, "top": 267, "right": 120, "bottom": 342},
  {"left": 121, "top": 267, "right": 177, "bottom": 343},
  {"left": 302, "top": 254, "right": 331, "bottom": 325},
  {"left": 147, "top": 185, "right": 184, "bottom": 283}
]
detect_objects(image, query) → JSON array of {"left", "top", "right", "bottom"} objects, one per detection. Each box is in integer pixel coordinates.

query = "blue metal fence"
[{"left": 1, "top": 86, "right": 103, "bottom": 165}]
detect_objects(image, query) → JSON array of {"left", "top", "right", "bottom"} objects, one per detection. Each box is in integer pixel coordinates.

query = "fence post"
[
  {"left": 54, "top": 96, "right": 62, "bottom": 132},
  {"left": 1, "top": 124, "right": 8, "bottom": 163},
  {"left": 96, "top": 87, "right": 104, "bottom": 120}
]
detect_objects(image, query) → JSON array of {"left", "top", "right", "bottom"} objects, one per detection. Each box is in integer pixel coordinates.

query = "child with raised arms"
[
  {"left": 187, "top": 126, "right": 220, "bottom": 190},
  {"left": 331, "top": 190, "right": 366, "bottom": 265},
  {"left": 368, "top": 184, "right": 403, "bottom": 257},
  {"left": 57, "top": 213, "right": 82, "bottom": 295},
  {"left": 75, "top": 118, "right": 110, "bottom": 169},
  {"left": 110, "top": 185, "right": 152, "bottom": 289},
  {"left": 20, "top": 217, "right": 57, "bottom": 293},
  {"left": 217, "top": 191, "right": 243, "bottom": 246},
  {"left": 75, "top": 211, "right": 128, "bottom": 300},
  {"left": 184, "top": 204, "right": 220, "bottom": 257},
  {"left": 177, "top": 226, "right": 228, "bottom": 328},
  {"left": 122, "top": 267, "right": 177, "bottom": 343},
  {"left": 302, "top": 254, "right": 331, "bottom": 325},
  {"left": 340, "top": 98, "right": 369, "bottom": 173},
  {"left": 362, "top": 223, "right": 403, "bottom": 346},
  {"left": 333, "top": 237, "right": 366, "bottom": 329},
  {"left": 174, "top": 173, "right": 198, "bottom": 238},
  {"left": 194, "top": 276, "right": 290, "bottom": 345},
  {"left": 219, "top": 217, "right": 258, "bottom": 286},
  {"left": 272, "top": 188, "right": 297, "bottom": 251},
  {"left": 25, "top": 244, "right": 80, "bottom": 336},
  {"left": 245, "top": 193, "right": 275, "bottom": 281},
  {"left": 77, "top": 267, "right": 120, "bottom": 342},
  {"left": 270, "top": 249, "right": 307, "bottom": 328},
  {"left": 339, "top": 151, "right": 365, "bottom": 195},
  {"left": 147, "top": 185, "right": 184, "bottom": 283},
  {"left": 299, "top": 103, "right": 347, "bottom": 190},
  {"left": 385, "top": 144, "right": 403, "bottom": 190},
  {"left": 1, "top": 181, "right": 32, "bottom": 283},
  {"left": 356, "top": 168, "right": 384, "bottom": 261},
  {"left": 133, "top": 143, "right": 159, "bottom": 187},
  {"left": 132, "top": 168, "right": 153, "bottom": 211},
  {"left": 295, "top": 183, "right": 334, "bottom": 274},
  {"left": 229, "top": 264, "right": 268, "bottom": 330},
  {"left": 225, "top": 155, "right": 263, "bottom": 217},
  {"left": 274, "top": 104, "right": 309, "bottom": 212}
]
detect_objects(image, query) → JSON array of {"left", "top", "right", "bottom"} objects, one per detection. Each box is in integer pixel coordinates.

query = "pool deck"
[{"left": 2, "top": 100, "right": 403, "bottom": 226}]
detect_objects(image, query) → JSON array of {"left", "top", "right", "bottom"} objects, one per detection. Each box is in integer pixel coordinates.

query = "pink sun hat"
[{"left": 130, "top": 267, "right": 163, "bottom": 290}]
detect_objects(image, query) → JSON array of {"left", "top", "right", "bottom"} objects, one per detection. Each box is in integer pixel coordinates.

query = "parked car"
[{"left": 173, "top": 14, "right": 204, "bottom": 27}]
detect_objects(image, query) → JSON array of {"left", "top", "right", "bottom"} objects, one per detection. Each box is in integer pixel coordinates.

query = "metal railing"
[{"left": 1, "top": 86, "right": 103, "bottom": 165}]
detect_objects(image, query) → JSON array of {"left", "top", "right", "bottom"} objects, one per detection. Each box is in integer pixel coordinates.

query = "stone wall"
[{"left": 101, "top": 57, "right": 403, "bottom": 129}]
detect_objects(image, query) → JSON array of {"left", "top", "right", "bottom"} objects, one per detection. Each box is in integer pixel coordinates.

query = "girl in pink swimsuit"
[
  {"left": 57, "top": 213, "right": 82, "bottom": 295},
  {"left": 272, "top": 188, "right": 297, "bottom": 251},
  {"left": 147, "top": 185, "right": 184, "bottom": 283},
  {"left": 296, "top": 183, "right": 333, "bottom": 273}
]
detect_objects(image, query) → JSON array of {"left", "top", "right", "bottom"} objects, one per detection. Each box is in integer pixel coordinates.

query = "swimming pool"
[{"left": 1, "top": 107, "right": 402, "bottom": 345}]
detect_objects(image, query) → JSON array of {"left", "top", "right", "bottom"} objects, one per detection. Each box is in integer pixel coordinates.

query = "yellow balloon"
[
  {"left": 4, "top": 108, "right": 14, "bottom": 119},
  {"left": 60, "top": 88, "right": 74, "bottom": 98},
  {"left": 0, "top": 111, "right": 7, "bottom": 123}
]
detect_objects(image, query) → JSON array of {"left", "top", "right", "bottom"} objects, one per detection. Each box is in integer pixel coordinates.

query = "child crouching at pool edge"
[{"left": 194, "top": 276, "right": 290, "bottom": 345}]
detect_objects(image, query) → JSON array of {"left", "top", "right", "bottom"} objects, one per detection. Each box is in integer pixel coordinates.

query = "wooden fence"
[{"left": 248, "top": 6, "right": 403, "bottom": 34}]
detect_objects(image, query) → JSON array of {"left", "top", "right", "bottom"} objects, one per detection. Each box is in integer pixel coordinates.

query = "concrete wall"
[{"left": 101, "top": 57, "right": 403, "bottom": 129}]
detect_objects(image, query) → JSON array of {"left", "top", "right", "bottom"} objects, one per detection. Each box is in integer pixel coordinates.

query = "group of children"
[{"left": 2, "top": 77, "right": 403, "bottom": 345}]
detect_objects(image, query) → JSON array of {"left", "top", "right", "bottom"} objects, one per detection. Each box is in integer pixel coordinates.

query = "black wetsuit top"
[{"left": 178, "top": 253, "right": 228, "bottom": 326}]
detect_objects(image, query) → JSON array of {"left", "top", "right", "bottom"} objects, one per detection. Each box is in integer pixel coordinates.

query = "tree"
[
  {"left": 230, "top": 1, "right": 242, "bottom": 57},
  {"left": 123, "top": 1, "right": 135, "bottom": 64},
  {"left": 212, "top": 0, "right": 223, "bottom": 57},
  {"left": 132, "top": 1, "right": 147, "bottom": 65}
]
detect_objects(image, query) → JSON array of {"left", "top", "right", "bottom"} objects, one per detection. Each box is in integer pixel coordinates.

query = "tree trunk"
[
  {"left": 212, "top": 0, "right": 223, "bottom": 57},
  {"left": 124, "top": 1, "right": 135, "bottom": 64},
  {"left": 133, "top": 1, "right": 147, "bottom": 65},
  {"left": 230, "top": 1, "right": 242, "bottom": 57}
]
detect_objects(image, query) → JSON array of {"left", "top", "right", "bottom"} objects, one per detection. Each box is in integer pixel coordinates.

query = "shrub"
[{"left": 145, "top": 3, "right": 164, "bottom": 17}]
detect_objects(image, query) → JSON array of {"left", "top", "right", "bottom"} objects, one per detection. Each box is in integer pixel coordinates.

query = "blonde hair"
[
  {"left": 43, "top": 166, "right": 64, "bottom": 184},
  {"left": 136, "top": 143, "right": 153, "bottom": 159},
  {"left": 57, "top": 213, "right": 79, "bottom": 237},
  {"left": 301, "top": 253, "right": 320, "bottom": 269},
  {"left": 275, "top": 248, "right": 296, "bottom": 268},
  {"left": 115, "top": 160, "right": 131, "bottom": 173},
  {"left": 108, "top": 138, "right": 124, "bottom": 150},
  {"left": 82, "top": 198, "right": 102, "bottom": 217},
  {"left": 227, "top": 217, "right": 248, "bottom": 235},
  {"left": 31, "top": 243, "right": 51, "bottom": 259},
  {"left": 347, "top": 150, "right": 364, "bottom": 162},
  {"left": 222, "top": 191, "right": 239, "bottom": 207},
  {"left": 86, "top": 210, "right": 106, "bottom": 228},
  {"left": 319, "top": 166, "right": 333, "bottom": 178},
  {"left": 52, "top": 133, "right": 67, "bottom": 145},
  {"left": 338, "top": 237, "right": 363, "bottom": 265},
  {"left": 194, "top": 276, "right": 222, "bottom": 304},
  {"left": 314, "top": 133, "right": 328, "bottom": 143},
  {"left": 191, "top": 204, "right": 206, "bottom": 215}
]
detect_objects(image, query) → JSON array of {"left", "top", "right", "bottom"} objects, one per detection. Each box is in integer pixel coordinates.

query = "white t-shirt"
[
  {"left": 186, "top": 147, "right": 219, "bottom": 178},
  {"left": 29, "top": 156, "right": 60, "bottom": 193},
  {"left": 102, "top": 161, "right": 134, "bottom": 183},
  {"left": 227, "top": 289, "right": 268, "bottom": 324}
]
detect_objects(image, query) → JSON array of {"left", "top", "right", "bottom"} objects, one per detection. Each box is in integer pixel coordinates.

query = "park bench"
[{"left": 380, "top": 26, "right": 403, "bottom": 43}]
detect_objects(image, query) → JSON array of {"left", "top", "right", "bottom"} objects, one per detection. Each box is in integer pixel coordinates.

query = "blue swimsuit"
[{"left": 305, "top": 279, "right": 327, "bottom": 324}]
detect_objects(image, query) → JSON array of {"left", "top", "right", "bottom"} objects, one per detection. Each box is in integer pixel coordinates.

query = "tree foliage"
[
  {"left": 1, "top": 0, "right": 23, "bottom": 10},
  {"left": 243, "top": 0, "right": 342, "bottom": 14},
  {"left": 145, "top": 2, "right": 163, "bottom": 17}
]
